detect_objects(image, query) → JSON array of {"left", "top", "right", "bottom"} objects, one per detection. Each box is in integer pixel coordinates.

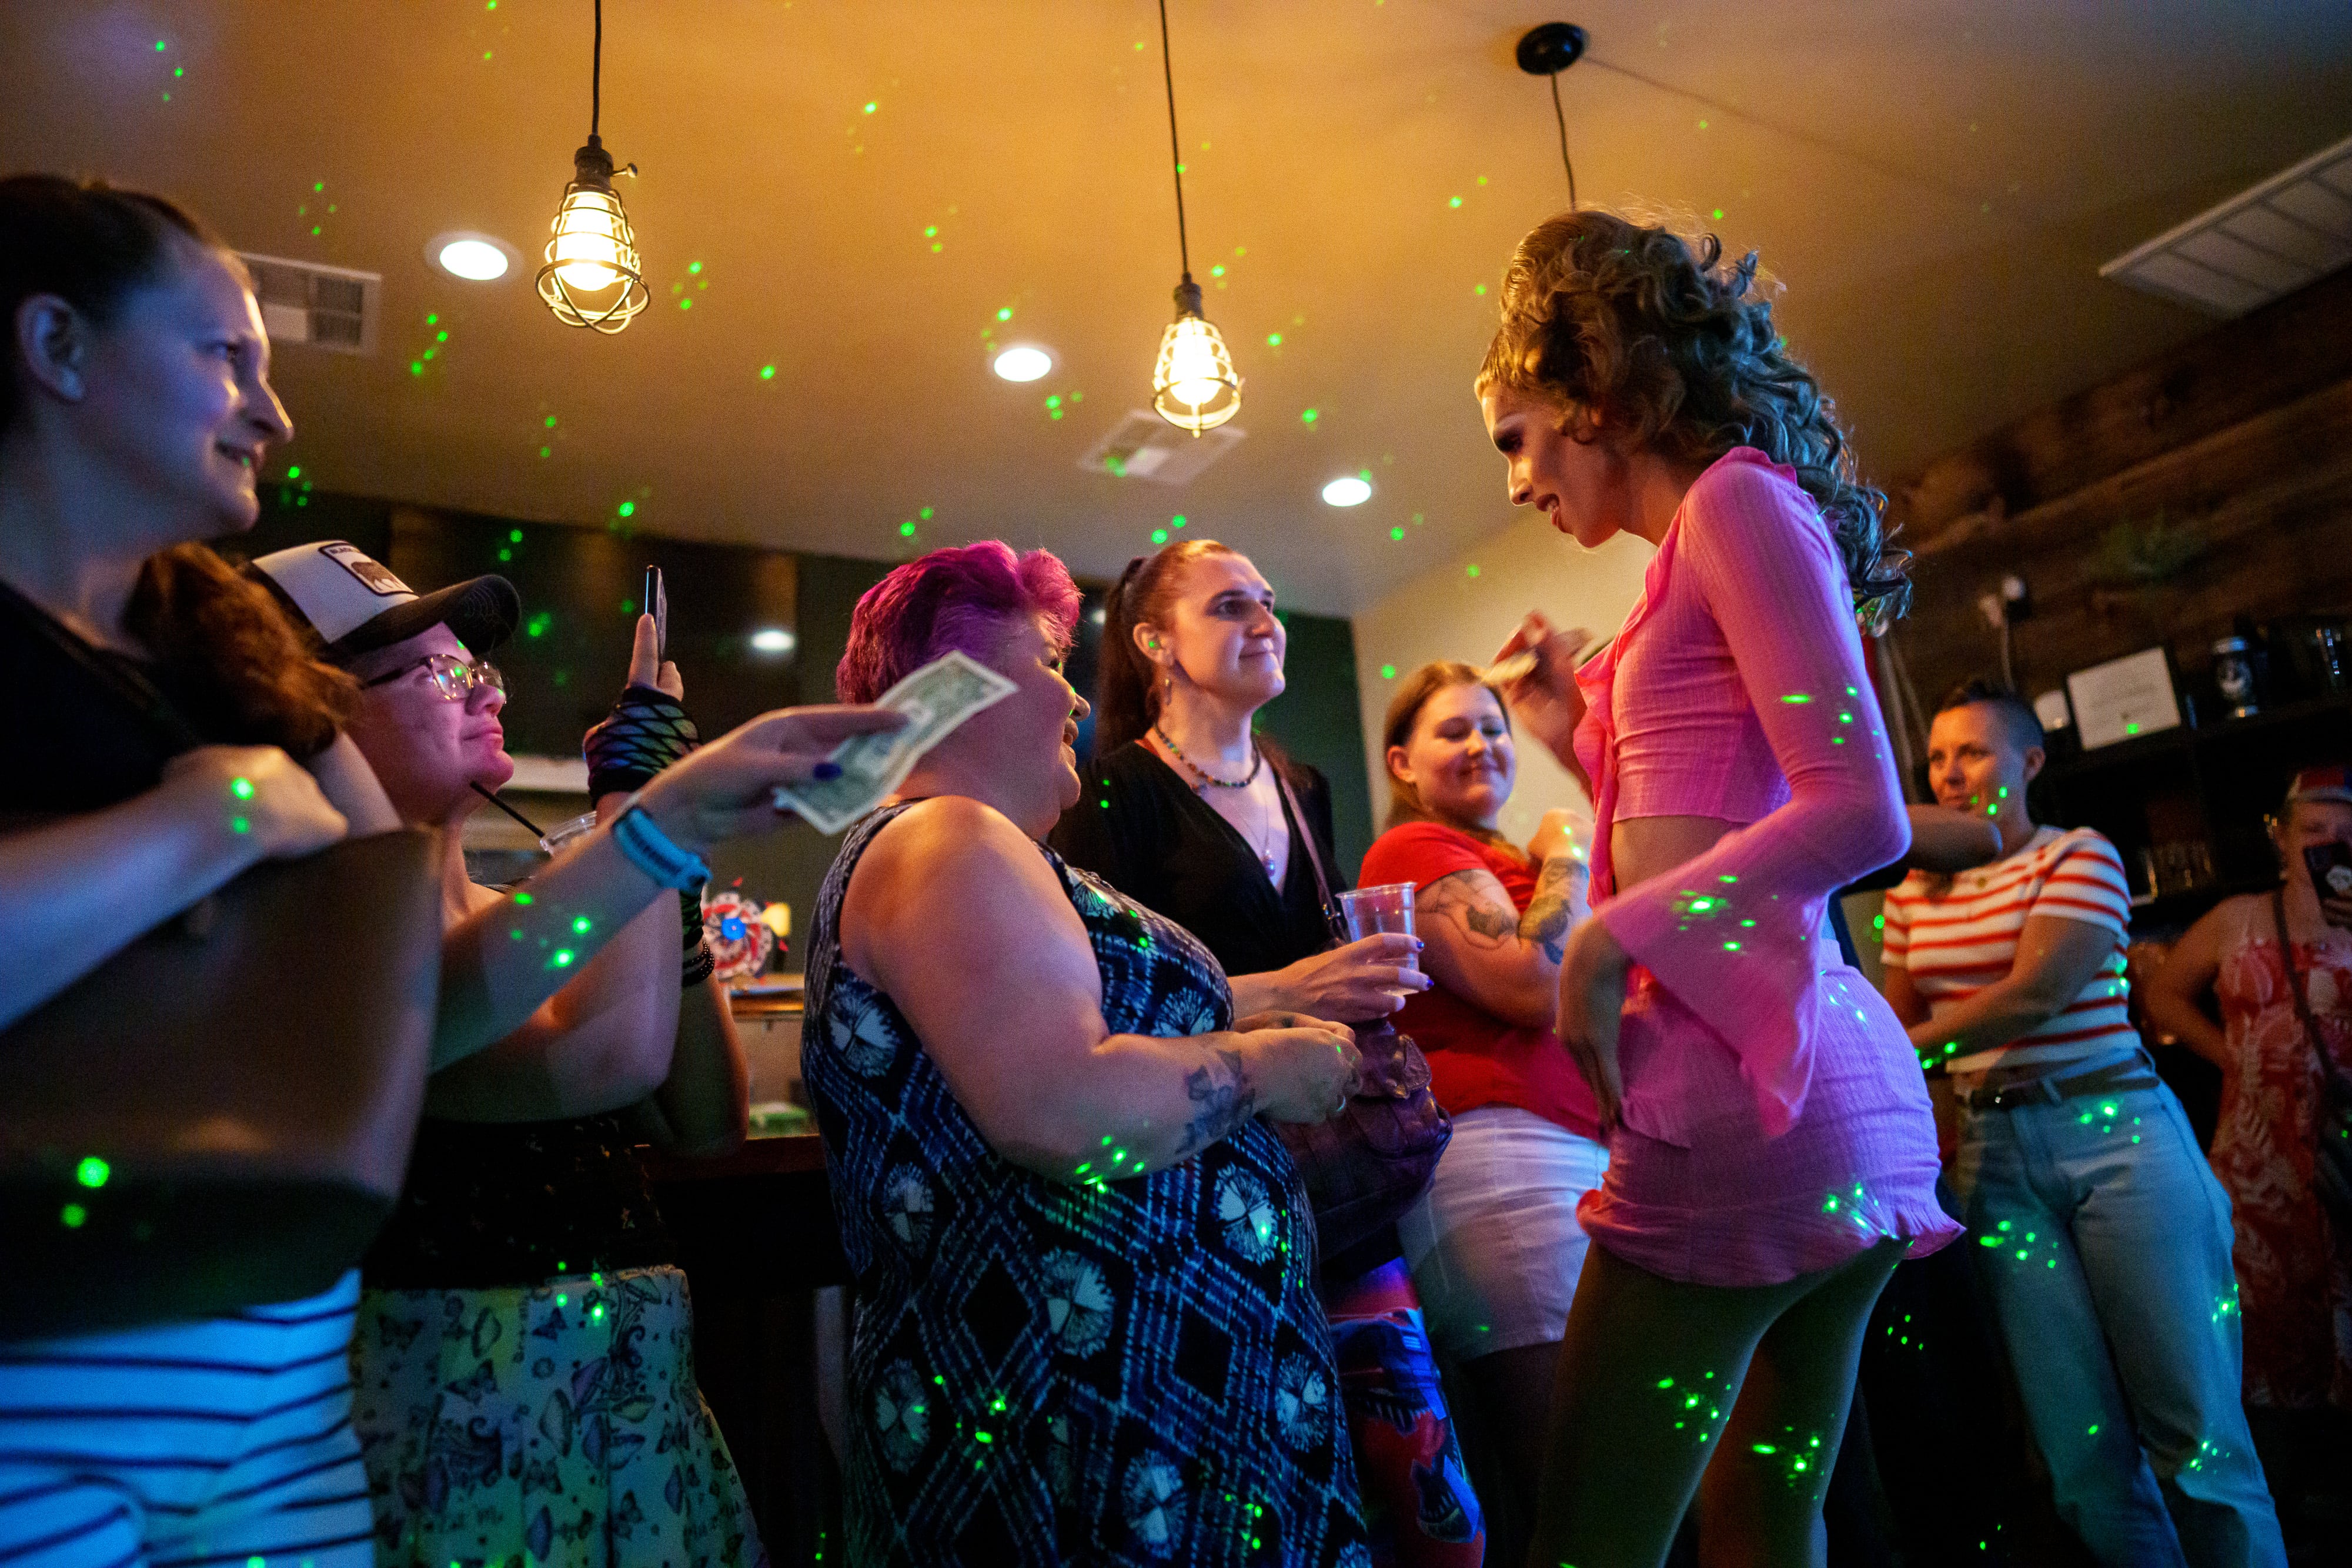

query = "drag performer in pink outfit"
[{"left": 1476, "top": 211, "right": 1961, "bottom": 1567}]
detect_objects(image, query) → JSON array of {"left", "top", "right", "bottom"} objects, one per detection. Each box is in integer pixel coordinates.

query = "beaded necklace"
[{"left": 1152, "top": 724, "right": 1262, "bottom": 788}]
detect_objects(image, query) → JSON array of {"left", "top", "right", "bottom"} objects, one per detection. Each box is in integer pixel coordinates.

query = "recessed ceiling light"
[
  {"left": 1322, "top": 475, "right": 1373, "bottom": 507},
  {"left": 749, "top": 627, "right": 796, "bottom": 654},
  {"left": 427, "top": 230, "right": 520, "bottom": 282},
  {"left": 992, "top": 345, "right": 1054, "bottom": 382}
]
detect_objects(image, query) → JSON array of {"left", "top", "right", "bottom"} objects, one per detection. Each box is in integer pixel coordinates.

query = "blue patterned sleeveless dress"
[{"left": 804, "top": 804, "right": 1369, "bottom": 1566}]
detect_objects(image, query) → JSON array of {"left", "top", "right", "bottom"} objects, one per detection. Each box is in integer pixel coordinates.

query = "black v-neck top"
[{"left": 1048, "top": 740, "right": 1345, "bottom": 988}]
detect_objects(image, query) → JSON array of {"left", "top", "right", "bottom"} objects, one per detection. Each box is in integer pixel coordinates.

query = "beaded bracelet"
[{"left": 611, "top": 803, "right": 710, "bottom": 891}]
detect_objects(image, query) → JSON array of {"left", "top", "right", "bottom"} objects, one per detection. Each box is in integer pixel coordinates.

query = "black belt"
[{"left": 1959, "top": 1057, "right": 2160, "bottom": 1113}]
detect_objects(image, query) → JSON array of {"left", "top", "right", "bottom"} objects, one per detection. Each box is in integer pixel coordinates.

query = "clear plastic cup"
[
  {"left": 538, "top": 811, "right": 600, "bottom": 857},
  {"left": 1337, "top": 882, "right": 1418, "bottom": 995}
]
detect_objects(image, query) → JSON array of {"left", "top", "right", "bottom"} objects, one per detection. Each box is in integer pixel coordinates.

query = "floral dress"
[
  {"left": 803, "top": 804, "right": 1369, "bottom": 1566},
  {"left": 2210, "top": 895, "right": 2352, "bottom": 1410},
  {"left": 349, "top": 1117, "right": 767, "bottom": 1567}
]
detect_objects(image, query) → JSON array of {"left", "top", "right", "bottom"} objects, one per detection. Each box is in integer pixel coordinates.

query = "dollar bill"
[{"left": 770, "top": 649, "right": 1020, "bottom": 833}]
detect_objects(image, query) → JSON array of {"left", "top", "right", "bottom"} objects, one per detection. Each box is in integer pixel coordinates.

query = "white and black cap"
[{"left": 248, "top": 541, "right": 520, "bottom": 663}]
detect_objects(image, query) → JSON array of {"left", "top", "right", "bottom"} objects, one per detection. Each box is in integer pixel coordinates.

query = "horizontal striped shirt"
[
  {"left": 1882, "top": 824, "right": 2137, "bottom": 1075},
  {"left": 0, "top": 1272, "right": 374, "bottom": 1568}
]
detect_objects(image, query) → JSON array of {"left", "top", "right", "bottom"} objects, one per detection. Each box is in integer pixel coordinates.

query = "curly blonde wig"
[{"left": 1477, "top": 209, "right": 1907, "bottom": 621}]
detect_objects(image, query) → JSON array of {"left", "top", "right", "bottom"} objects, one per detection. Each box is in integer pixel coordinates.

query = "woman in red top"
[{"left": 1359, "top": 660, "right": 1604, "bottom": 1559}]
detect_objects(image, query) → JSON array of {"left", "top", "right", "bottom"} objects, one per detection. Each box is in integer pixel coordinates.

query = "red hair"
[{"left": 837, "top": 541, "right": 1081, "bottom": 703}]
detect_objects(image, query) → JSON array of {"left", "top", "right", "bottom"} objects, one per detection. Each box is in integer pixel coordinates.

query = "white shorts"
[{"left": 1398, "top": 1106, "right": 1610, "bottom": 1363}]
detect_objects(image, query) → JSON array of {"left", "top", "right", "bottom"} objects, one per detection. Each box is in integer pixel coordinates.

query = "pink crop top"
[{"left": 1573, "top": 448, "right": 1910, "bottom": 1136}]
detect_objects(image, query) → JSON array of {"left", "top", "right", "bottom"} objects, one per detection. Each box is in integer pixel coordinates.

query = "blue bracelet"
[{"left": 611, "top": 803, "right": 711, "bottom": 891}]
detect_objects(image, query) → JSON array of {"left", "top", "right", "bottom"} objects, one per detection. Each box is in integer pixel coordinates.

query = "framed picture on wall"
[{"left": 2066, "top": 647, "right": 2184, "bottom": 749}]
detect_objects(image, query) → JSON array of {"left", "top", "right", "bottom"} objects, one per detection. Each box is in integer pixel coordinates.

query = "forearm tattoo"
[
  {"left": 1519, "top": 855, "right": 1585, "bottom": 964},
  {"left": 1174, "top": 1047, "right": 1258, "bottom": 1159}
]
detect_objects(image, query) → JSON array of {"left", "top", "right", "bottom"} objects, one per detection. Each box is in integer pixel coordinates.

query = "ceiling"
[{"left": 4, "top": 1, "right": 2348, "bottom": 614}]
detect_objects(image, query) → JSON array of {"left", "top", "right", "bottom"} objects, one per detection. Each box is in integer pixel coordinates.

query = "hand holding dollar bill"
[{"left": 770, "top": 650, "right": 1020, "bottom": 833}]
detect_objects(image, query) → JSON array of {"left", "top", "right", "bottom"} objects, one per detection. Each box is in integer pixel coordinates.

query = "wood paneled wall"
[{"left": 1882, "top": 266, "right": 2352, "bottom": 726}]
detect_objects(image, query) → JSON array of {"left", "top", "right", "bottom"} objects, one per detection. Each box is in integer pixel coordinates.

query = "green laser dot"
[
  {"left": 997, "top": 307, "right": 1013, "bottom": 321},
  {"left": 1379, "top": 664, "right": 1398, "bottom": 680},
  {"left": 78, "top": 1156, "right": 111, "bottom": 1189},
  {"left": 230, "top": 776, "right": 256, "bottom": 800},
  {"left": 513, "top": 891, "right": 533, "bottom": 905},
  {"left": 760, "top": 364, "right": 776, "bottom": 379},
  {"left": 61, "top": 1203, "right": 87, "bottom": 1228},
  {"left": 1301, "top": 408, "right": 1319, "bottom": 424},
  {"left": 552, "top": 950, "right": 576, "bottom": 967},
  {"left": 572, "top": 915, "right": 593, "bottom": 934},
  {"left": 1151, "top": 529, "right": 1169, "bottom": 544},
  {"left": 899, "top": 521, "right": 918, "bottom": 537},
  {"left": 1172, "top": 514, "right": 1187, "bottom": 527},
  {"left": 617, "top": 502, "right": 635, "bottom": 517},
  {"left": 230, "top": 815, "right": 250, "bottom": 834},
  {"left": 284, "top": 464, "right": 301, "bottom": 479}
]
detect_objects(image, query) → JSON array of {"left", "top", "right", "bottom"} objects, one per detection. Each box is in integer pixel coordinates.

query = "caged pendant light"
[
  {"left": 537, "top": 0, "right": 648, "bottom": 333},
  {"left": 1148, "top": 0, "right": 1240, "bottom": 434}
]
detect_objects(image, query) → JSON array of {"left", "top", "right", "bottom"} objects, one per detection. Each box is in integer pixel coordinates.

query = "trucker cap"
[
  {"left": 247, "top": 541, "right": 519, "bottom": 664},
  {"left": 2283, "top": 764, "right": 2352, "bottom": 809}
]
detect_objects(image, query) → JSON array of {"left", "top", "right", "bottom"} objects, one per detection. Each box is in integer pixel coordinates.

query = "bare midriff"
[{"left": 1611, "top": 814, "right": 1739, "bottom": 894}]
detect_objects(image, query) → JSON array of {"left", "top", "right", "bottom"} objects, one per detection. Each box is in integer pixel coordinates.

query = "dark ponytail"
[{"left": 1092, "top": 537, "right": 1239, "bottom": 757}]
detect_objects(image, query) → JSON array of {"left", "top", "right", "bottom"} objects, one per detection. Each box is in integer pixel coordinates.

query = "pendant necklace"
[{"left": 1154, "top": 725, "right": 1278, "bottom": 873}]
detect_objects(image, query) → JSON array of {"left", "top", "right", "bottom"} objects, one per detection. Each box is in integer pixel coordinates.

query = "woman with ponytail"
[{"left": 1051, "top": 540, "right": 1486, "bottom": 1566}]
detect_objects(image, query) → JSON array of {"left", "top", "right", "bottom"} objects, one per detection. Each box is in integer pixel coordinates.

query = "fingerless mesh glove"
[{"left": 583, "top": 684, "right": 700, "bottom": 803}]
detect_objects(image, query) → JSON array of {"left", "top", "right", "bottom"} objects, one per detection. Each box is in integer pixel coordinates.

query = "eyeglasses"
[{"left": 360, "top": 652, "right": 506, "bottom": 701}]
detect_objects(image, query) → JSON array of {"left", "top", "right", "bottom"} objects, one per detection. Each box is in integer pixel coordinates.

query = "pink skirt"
[{"left": 1577, "top": 964, "right": 1963, "bottom": 1287}]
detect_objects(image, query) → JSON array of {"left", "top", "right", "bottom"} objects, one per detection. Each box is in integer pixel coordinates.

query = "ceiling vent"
[
  {"left": 1077, "top": 410, "right": 1245, "bottom": 486},
  {"left": 2099, "top": 133, "right": 2352, "bottom": 319},
  {"left": 238, "top": 252, "right": 380, "bottom": 354}
]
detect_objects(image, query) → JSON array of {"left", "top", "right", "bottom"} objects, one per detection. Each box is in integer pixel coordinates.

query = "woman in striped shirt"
[{"left": 1881, "top": 680, "right": 2283, "bottom": 1568}]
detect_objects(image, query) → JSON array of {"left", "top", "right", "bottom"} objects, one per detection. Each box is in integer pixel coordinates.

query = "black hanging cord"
[
  {"left": 1549, "top": 70, "right": 1576, "bottom": 209},
  {"left": 590, "top": 0, "right": 603, "bottom": 137},
  {"left": 1155, "top": 0, "right": 1192, "bottom": 281}
]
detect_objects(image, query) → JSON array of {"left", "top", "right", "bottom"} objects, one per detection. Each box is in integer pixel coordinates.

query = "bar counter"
[{"left": 644, "top": 1107, "right": 847, "bottom": 1560}]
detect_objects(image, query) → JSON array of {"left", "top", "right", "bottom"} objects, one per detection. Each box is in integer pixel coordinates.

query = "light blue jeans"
[{"left": 1945, "top": 1045, "right": 2286, "bottom": 1568}]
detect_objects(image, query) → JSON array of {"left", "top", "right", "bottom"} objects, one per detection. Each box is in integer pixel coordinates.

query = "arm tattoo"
[
  {"left": 1421, "top": 870, "right": 1520, "bottom": 948},
  {"left": 1174, "top": 1047, "right": 1258, "bottom": 1159},
  {"left": 1519, "top": 855, "right": 1585, "bottom": 964}
]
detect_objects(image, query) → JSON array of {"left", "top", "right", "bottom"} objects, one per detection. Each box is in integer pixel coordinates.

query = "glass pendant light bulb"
[
  {"left": 535, "top": 136, "right": 647, "bottom": 334},
  {"left": 551, "top": 189, "right": 626, "bottom": 290},
  {"left": 1152, "top": 280, "right": 1241, "bottom": 434}
]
